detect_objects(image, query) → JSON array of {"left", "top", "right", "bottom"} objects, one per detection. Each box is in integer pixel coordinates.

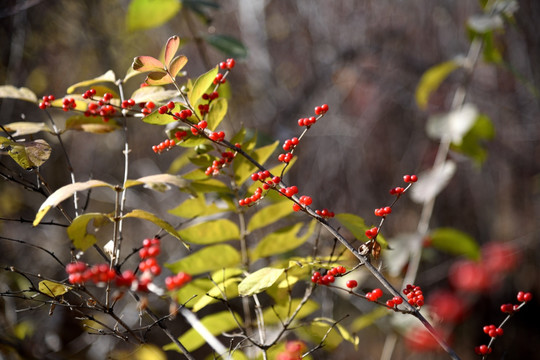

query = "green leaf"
[
  {"left": 298, "top": 318, "right": 359, "bottom": 350},
  {"left": 206, "top": 98, "right": 228, "bottom": 130},
  {"left": 127, "top": 0, "right": 181, "bottom": 32},
  {"left": 178, "top": 219, "right": 239, "bottom": 244},
  {"left": 124, "top": 173, "right": 190, "bottom": 191},
  {"left": 65, "top": 116, "right": 120, "bottom": 133},
  {"left": 33, "top": 180, "right": 114, "bottom": 226},
  {"left": 168, "top": 55, "right": 188, "bottom": 78},
  {"left": 164, "top": 36, "right": 180, "bottom": 67},
  {"left": 67, "top": 213, "right": 112, "bottom": 251},
  {"left": 38, "top": 280, "right": 69, "bottom": 298},
  {"left": 165, "top": 244, "right": 241, "bottom": 275},
  {"left": 0, "top": 138, "right": 52, "bottom": 171},
  {"left": 190, "top": 178, "right": 230, "bottom": 193},
  {"left": 0, "top": 85, "right": 37, "bottom": 103},
  {"left": 335, "top": 213, "right": 388, "bottom": 248},
  {"left": 350, "top": 307, "right": 389, "bottom": 332},
  {"left": 262, "top": 298, "right": 319, "bottom": 325},
  {"left": 168, "top": 195, "right": 229, "bottom": 218},
  {"left": 238, "top": 267, "right": 285, "bottom": 296},
  {"left": 234, "top": 141, "right": 279, "bottom": 185},
  {"left": 3, "top": 122, "right": 52, "bottom": 137},
  {"left": 143, "top": 102, "right": 183, "bottom": 125},
  {"left": 251, "top": 221, "right": 315, "bottom": 261},
  {"left": 247, "top": 200, "right": 295, "bottom": 232},
  {"left": 122, "top": 209, "right": 190, "bottom": 249},
  {"left": 204, "top": 34, "right": 248, "bottom": 59},
  {"left": 210, "top": 267, "right": 244, "bottom": 283},
  {"left": 188, "top": 66, "right": 218, "bottom": 106},
  {"left": 451, "top": 113, "right": 495, "bottom": 165},
  {"left": 172, "top": 278, "right": 213, "bottom": 308},
  {"left": 132, "top": 344, "right": 167, "bottom": 360},
  {"left": 430, "top": 227, "right": 480, "bottom": 260},
  {"left": 167, "top": 147, "right": 196, "bottom": 173},
  {"left": 163, "top": 311, "right": 242, "bottom": 353},
  {"left": 66, "top": 70, "right": 116, "bottom": 94},
  {"left": 415, "top": 60, "right": 461, "bottom": 110},
  {"left": 191, "top": 277, "right": 241, "bottom": 312}
]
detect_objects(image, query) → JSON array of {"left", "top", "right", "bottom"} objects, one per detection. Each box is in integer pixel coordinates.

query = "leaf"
[
  {"left": 188, "top": 66, "right": 218, "bottom": 105},
  {"left": 38, "top": 280, "right": 69, "bottom": 298},
  {"left": 410, "top": 161, "right": 456, "bottom": 204},
  {"left": 172, "top": 278, "right": 213, "bottom": 308},
  {"left": 65, "top": 116, "right": 120, "bottom": 133},
  {"left": 3, "top": 122, "right": 52, "bottom": 136},
  {"left": 178, "top": 219, "right": 240, "bottom": 244},
  {"left": 166, "top": 244, "right": 241, "bottom": 275},
  {"left": 133, "top": 344, "right": 167, "bottom": 360},
  {"left": 335, "top": 213, "right": 388, "bottom": 248},
  {"left": 350, "top": 307, "right": 389, "bottom": 332},
  {"left": 142, "top": 102, "right": 183, "bottom": 125},
  {"left": 168, "top": 55, "right": 188, "bottom": 78},
  {"left": 127, "top": 0, "right": 181, "bottom": 32},
  {"left": 415, "top": 60, "right": 461, "bottom": 110},
  {"left": 168, "top": 195, "right": 229, "bottom": 218},
  {"left": 234, "top": 141, "right": 280, "bottom": 185},
  {"left": 51, "top": 98, "right": 88, "bottom": 112},
  {"left": 204, "top": 34, "right": 248, "bottom": 59},
  {"left": 132, "top": 56, "right": 166, "bottom": 73},
  {"left": 130, "top": 86, "right": 179, "bottom": 104},
  {"left": 190, "top": 178, "right": 230, "bottom": 193},
  {"left": 34, "top": 180, "right": 114, "bottom": 226},
  {"left": 251, "top": 221, "right": 315, "bottom": 261},
  {"left": 206, "top": 98, "right": 228, "bottom": 130},
  {"left": 67, "top": 213, "right": 112, "bottom": 251},
  {"left": 122, "top": 209, "right": 189, "bottom": 249},
  {"left": 146, "top": 71, "right": 173, "bottom": 86},
  {"left": 0, "top": 137, "right": 52, "bottom": 170},
  {"left": 430, "top": 227, "right": 480, "bottom": 260},
  {"left": 66, "top": 70, "right": 116, "bottom": 94},
  {"left": 0, "top": 85, "right": 37, "bottom": 103},
  {"left": 311, "top": 317, "right": 360, "bottom": 349},
  {"left": 164, "top": 36, "right": 180, "bottom": 67},
  {"left": 247, "top": 200, "right": 295, "bottom": 232},
  {"left": 451, "top": 113, "right": 495, "bottom": 165},
  {"left": 124, "top": 173, "right": 190, "bottom": 191},
  {"left": 262, "top": 298, "right": 319, "bottom": 325},
  {"left": 163, "top": 311, "right": 241, "bottom": 353},
  {"left": 191, "top": 277, "right": 241, "bottom": 312},
  {"left": 426, "top": 104, "right": 478, "bottom": 145},
  {"left": 238, "top": 267, "right": 285, "bottom": 296}
]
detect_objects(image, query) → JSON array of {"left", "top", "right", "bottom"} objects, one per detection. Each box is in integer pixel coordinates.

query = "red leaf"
[
  {"left": 133, "top": 56, "right": 165, "bottom": 73},
  {"left": 164, "top": 36, "right": 180, "bottom": 67}
]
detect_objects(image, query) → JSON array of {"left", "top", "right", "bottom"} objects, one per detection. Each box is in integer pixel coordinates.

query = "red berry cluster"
[
  {"left": 282, "top": 137, "right": 299, "bottom": 151},
  {"left": 140, "top": 101, "right": 156, "bottom": 116},
  {"left": 82, "top": 89, "right": 96, "bottom": 99},
  {"left": 346, "top": 279, "right": 358, "bottom": 289},
  {"left": 251, "top": 170, "right": 280, "bottom": 190},
  {"left": 403, "top": 174, "right": 418, "bottom": 183},
  {"left": 276, "top": 340, "right": 306, "bottom": 360},
  {"left": 311, "top": 266, "right": 346, "bottom": 285},
  {"left": 297, "top": 116, "right": 317, "bottom": 127},
  {"left": 191, "top": 120, "right": 207, "bottom": 135},
  {"left": 198, "top": 103, "right": 210, "bottom": 116},
  {"left": 389, "top": 186, "right": 405, "bottom": 195},
  {"left": 158, "top": 101, "right": 176, "bottom": 114},
  {"left": 517, "top": 291, "right": 533, "bottom": 303},
  {"left": 138, "top": 237, "right": 162, "bottom": 276},
  {"left": 474, "top": 345, "right": 492, "bottom": 356},
  {"left": 374, "top": 206, "right": 392, "bottom": 217},
  {"left": 219, "top": 58, "right": 236, "bottom": 70},
  {"left": 115, "top": 270, "right": 136, "bottom": 288},
  {"left": 174, "top": 109, "right": 193, "bottom": 120},
  {"left": 202, "top": 91, "right": 219, "bottom": 101},
  {"left": 38, "top": 95, "right": 55, "bottom": 109},
  {"left": 61, "top": 97, "right": 77, "bottom": 112},
  {"left": 238, "top": 187, "right": 263, "bottom": 206},
  {"left": 315, "top": 208, "right": 335, "bottom": 218},
  {"left": 403, "top": 284, "right": 424, "bottom": 307},
  {"left": 483, "top": 324, "right": 503, "bottom": 338},
  {"left": 152, "top": 139, "right": 176, "bottom": 153},
  {"left": 292, "top": 195, "right": 312, "bottom": 211},
  {"left": 121, "top": 98, "right": 136, "bottom": 109},
  {"left": 385, "top": 295, "right": 404, "bottom": 308},
  {"left": 365, "top": 227, "right": 378, "bottom": 239},
  {"left": 208, "top": 130, "right": 225, "bottom": 142},
  {"left": 66, "top": 262, "right": 116, "bottom": 285},
  {"left": 165, "top": 272, "right": 192, "bottom": 291},
  {"left": 314, "top": 104, "right": 329, "bottom": 115},
  {"left": 205, "top": 150, "right": 236, "bottom": 176},
  {"left": 279, "top": 185, "right": 299, "bottom": 198},
  {"left": 174, "top": 130, "right": 188, "bottom": 141},
  {"left": 366, "top": 288, "right": 383, "bottom": 301},
  {"left": 278, "top": 152, "right": 293, "bottom": 163},
  {"left": 213, "top": 73, "right": 226, "bottom": 85}
]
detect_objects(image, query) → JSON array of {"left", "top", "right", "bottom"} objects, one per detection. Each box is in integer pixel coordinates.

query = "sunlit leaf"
[
  {"left": 165, "top": 244, "right": 241, "bottom": 275},
  {"left": 38, "top": 280, "right": 69, "bottom": 298},
  {"left": 188, "top": 66, "right": 218, "bottom": 106},
  {"left": 415, "top": 60, "right": 461, "bottom": 110},
  {"left": 0, "top": 137, "right": 52, "bottom": 170},
  {"left": 168, "top": 55, "right": 188, "bottom": 78},
  {"left": 190, "top": 178, "right": 230, "bottom": 193},
  {"left": 251, "top": 221, "right": 315, "bottom": 261},
  {"left": 430, "top": 227, "right": 480, "bottom": 260},
  {"left": 146, "top": 71, "right": 173, "bottom": 86},
  {"left": 163, "top": 311, "right": 241, "bottom": 353},
  {"left": 204, "top": 34, "right": 248, "bottom": 59},
  {"left": 426, "top": 104, "right": 478, "bottom": 145},
  {"left": 3, "top": 122, "right": 52, "bottom": 136},
  {"left": 130, "top": 86, "right": 179, "bottom": 104},
  {"left": 211, "top": 267, "right": 244, "bottom": 283},
  {"left": 351, "top": 307, "right": 389, "bottom": 332},
  {"left": 238, "top": 267, "right": 284, "bottom": 297},
  {"left": 167, "top": 147, "right": 196, "bottom": 173},
  {"left": 312, "top": 317, "right": 360, "bottom": 349},
  {"left": 206, "top": 98, "right": 227, "bottom": 130},
  {"left": 68, "top": 213, "right": 112, "bottom": 251},
  {"left": 172, "top": 278, "right": 213, "bottom": 308},
  {"left": 66, "top": 70, "right": 116, "bottom": 94},
  {"left": 133, "top": 56, "right": 165, "bottom": 73},
  {"left": 262, "top": 298, "right": 319, "bottom": 325},
  {"left": 33, "top": 180, "right": 114, "bottom": 226},
  {"left": 168, "top": 195, "right": 229, "bottom": 218},
  {"left": 0, "top": 85, "right": 37, "bottom": 103},
  {"left": 122, "top": 209, "right": 190, "bottom": 249},
  {"left": 127, "top": 0, "right": 181, "bottom": 32},
  {"left": 335, "top": 213, "right": 388, "bottom": 248},
  {"left": 410, "top": 161, "right": 456, "bottom": 204},
  {"left": 247, "top": 200, "right": 294, "bottom": 232},
  {"left": 124, "top": 173, "right": 189, "bottom": 190},
  {"left": 178, "top": 219, "right": 240, "bottom": 244},
  {"left": 133, "top": 344, "right": 167, "bottom": 360},
  {"left": 142, "top": 102, "right": 182, "bottom": 125},
  {"left": 191, "top": 277, "right": 241, "bottom": 312},
  {"left": 164, "top": 36, "right": 180, "bottom": 67},
  {"left": 65, "top": 116, "right": 120, "bottom": 133}
]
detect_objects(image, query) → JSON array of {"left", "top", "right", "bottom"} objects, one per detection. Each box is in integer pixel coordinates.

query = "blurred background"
[{"left": 0, "top": 0, "right": 539, "bottom": 359}]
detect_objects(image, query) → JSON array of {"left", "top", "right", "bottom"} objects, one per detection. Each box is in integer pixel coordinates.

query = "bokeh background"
[{"left": 0, "top": 0, "right": 539, "bottom": 359}]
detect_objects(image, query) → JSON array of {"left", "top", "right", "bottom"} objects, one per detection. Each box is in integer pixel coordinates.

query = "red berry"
[
  {"left": 346, "top": 280, "right": 358, "bottom": 289},
  {"left": 292, "top": 203, "right": 301, "bottom": 212}
]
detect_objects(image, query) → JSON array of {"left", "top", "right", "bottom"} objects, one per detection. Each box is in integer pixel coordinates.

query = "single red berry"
[
  {"left": 410, "top": 175, "right": 418, "bottom": 182},
  {"left": 372, "top": 288, "right": 383, "bottom": 299},
  {"left": 292, "top": 203, "right": 301, "bottom": 212},
  {"left": 403, "top": 175, "right": 411, "bottom": 183}
]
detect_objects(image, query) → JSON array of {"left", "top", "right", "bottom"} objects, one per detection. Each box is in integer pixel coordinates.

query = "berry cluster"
[
  {"left": 346, "top": 279, "right": 358, "bottom": 289},
  {"left": 191, "top": 120, "right": 207, "bottom": 135},
  {"left": 152, "top": 139, "right": 176, "bottom": 153},
  {"left": 365, "top": 227, "right": 378, "bottom": 239},
  {"left": 205, "top": 150, "right": 236, "bottom": 176},
  {"left": 276, "top": 340, "right": 306, "bottom": 360},
  {"left": 474, "top": 345, "right": 492, "bottom": 356},
  {"left": 297, "top": 116, "right": 317, "bottom": 127},
  {"left": 213, "top": 73, "right": 226, "bottom": 85},
  {"left": 315, "top": 208, "right": 335, "bottom": 218},
  {"left": 198, "top": 103, "right": 210, "bottom": 116},
  {"left": 314, "top": 104, "right": 329, "bottom": 115},
  {"left": 483, "top": 324, "right": 503, "bottom": 338},
  {"left": 403, "top": 284, "right": 424, "bottom": 307},
  {"left": 278, "top": 152, "right": 293, "bottom": 163},
  {"left": 61, "top": 97, "right": 77, "bottom": 112},
  {"left": 311, "top": 266, "right": 347, "bottom": 285},
  {"left": 385, "top": 295, "right": 404, "bottom": 309},
  {"left": 282, "top": 137, "right": 299, "bottom": 152},
  {"left": 121, "top": 98, "right": 136, "bottom": 109},
  {"left": 140, "top": 101, "right": 156, "bottom": 116},
  {"left": 165, "top": 272, "right": 192, "bottom": 291},
  {"left": 202, "top": 91, "right": 219, "bottom": 101},
  {"left": 66, "top": 262, "right": 116, "bottom": 285},
  {"left": 208, "top": 130, "right": 226, "bottom": 142},
  {"left": 389, "top": 186, "right": 405, "bottom": 195},
  {"left": 82, "top": 89, "right": 97, "bottom": 99},
  {"left": 158, "top": 101, "right": 176, "bottom": 114},
  {"left": 366, "top": 288, "right": 383, "bottom": 302},
  {"left": 174, "top": 130, "right": 188, "bottom": 141},
  {"left": 138, "top": 237, "right": 162, "bottom": 277},
  {"left": 374, "top": 206, "right": 392, "bottom": 217},
  {"left": 38, "top": 95, "right": 55, "bottom": 109},
  {"left": 219, "top": 58, "right": 236, "bottom": 71},
  {"left": 238, "top": 187, "right": 263, "bottom": 206},
  {"left": 174, "top": 109, "right": 193, "bottom": 120},
  {"left": 292, "top": 195, "right": 312, "bottom": 211},
  {"left": 403, "top": 174, "right": 418, "bottom": 183},
  {"left": 279, "top": 185, "right": 299, "bottom": 198},
  {"left": 251, "top": 171, "right": 281, "bottom": 189}
]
